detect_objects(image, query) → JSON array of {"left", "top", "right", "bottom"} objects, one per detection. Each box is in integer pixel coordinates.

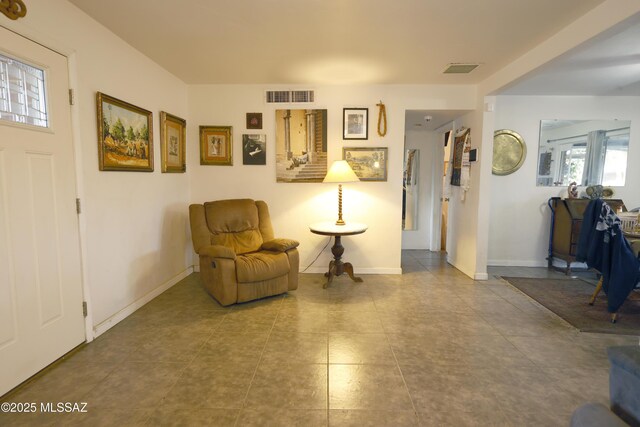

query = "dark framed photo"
[
  {"left": 343, "top": 147, "right": 387, "bottom": 181},
  {"left": 246, "top": 113, "right": 262, "bottom": 129},
  {"left": 343, "top": 108, "right": 368, "bottom": 140},
  {"left": 200, "top": 126, "right": 233, "bottom": 166},
  {"left": 242, "top": 134, "right": 266, "bottom": 165},
  {"left": 96, "top": 92, "right": 153, "bottom": 171},
  {"left": 160, "top": 111, "right": 186, "bottom": 173}
]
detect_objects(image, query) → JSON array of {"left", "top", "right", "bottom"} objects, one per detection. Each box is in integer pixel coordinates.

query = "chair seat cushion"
[{"left": 236, "top": 251, "right": 290, "bottom": 283}]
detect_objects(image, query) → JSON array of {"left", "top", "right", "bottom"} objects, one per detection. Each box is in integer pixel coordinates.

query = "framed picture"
[
  {"left": 160, "top": 111, "right": 186, "bottom": 173},
  {"left": 200, "top": 126, "right": 233, "bottom": 165},
  {"left": 242, "top": 134, "right": 266, "bottom": 165},
  {"left": 246, "top": 113, "right": 262, "bottom": 129},
  {"left": 96, "top": 92, "right": 153, "bottom": 171},
  {"left": 451, "top": 129, "right": 469, "bottom": 186},
  {"left": 343, "top": 108, "right": 368, "bottom": 140},
  {"left": 275, "top": 109, "right": 327, "bottom": 182},
  {"left": 343, "top": 147, "right": 387, "bottom": 181}
]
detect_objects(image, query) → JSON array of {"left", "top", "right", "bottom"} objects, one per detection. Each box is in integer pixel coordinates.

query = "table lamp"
[{"left": 323, "top": 160, "right": 360, "bottom": 225}]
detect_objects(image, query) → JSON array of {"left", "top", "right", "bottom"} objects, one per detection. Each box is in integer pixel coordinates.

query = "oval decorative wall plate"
[{"left": 492, "top": 129, "right": 526, "bottom": 175}]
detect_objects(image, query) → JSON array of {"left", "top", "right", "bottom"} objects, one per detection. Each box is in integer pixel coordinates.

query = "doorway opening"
[{"left": 401, "top": 110, "right": 468, "bottom": 253}]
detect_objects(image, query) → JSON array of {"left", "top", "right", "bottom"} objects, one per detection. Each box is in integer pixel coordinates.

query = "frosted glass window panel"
[{"left": 0, "top": 53, "right": 48, "bottom": 128}]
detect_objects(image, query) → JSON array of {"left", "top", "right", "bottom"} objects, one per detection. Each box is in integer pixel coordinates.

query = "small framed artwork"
[
  {"left": 160, "top": 112, "right": 186, "bottom": 173},
  {"left": 343, "top": 108, "right": 368, "bottom": 140},
  {"left": 343, "top": 147, "right": 387, "bottom": 181},
  {"left": 200, "top": 126, "right": 233, "bottom": 165},
  {"left": 246, "top": 113, "right": 262, "bottom": 129},
  {"left": 96, "top": 92, "right": 153, "bottom": 171},
  {"left": 242, "top": 134, "right": 266, "bottom": 165}
]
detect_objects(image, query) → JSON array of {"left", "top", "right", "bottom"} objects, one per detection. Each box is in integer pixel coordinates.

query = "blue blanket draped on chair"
[{"left": 576, "top": 199, "right": 640, "bottom": 313}]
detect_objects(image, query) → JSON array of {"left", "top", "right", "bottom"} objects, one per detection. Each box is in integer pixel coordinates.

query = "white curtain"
[{"left": 582, "top": 130, "right": 606, "bottom": 186}]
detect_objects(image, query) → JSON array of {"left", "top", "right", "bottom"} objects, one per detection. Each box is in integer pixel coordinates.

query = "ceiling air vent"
[
  {"left": 265, "top": 90, "right": 315, "bottom": 104},
  {"left": 443, "top": 63, "right": 480, "bottom": 74}
]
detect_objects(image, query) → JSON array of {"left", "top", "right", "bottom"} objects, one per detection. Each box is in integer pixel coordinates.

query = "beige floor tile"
[
  {"left": 198, "top": 332, "right": 269, "bottom": 363},
  {"left": 540, "top": 366, "right": 610, "bottom": 405},
  {"left": 245, "top": 362, "right": 327, "bottom": 410},
  {"left": 329, "top": 333, "right": 396, "bottom": 365},
  {"left": 262, "top": 332, "right": 328, "bottom": 363},
  {"left": 1, "top": 360, "right": 114, "bottom": 404},
  {"left": 273, "top": 310, "right": 330, "bottom": 333},
  {"left": 0, "top": 408, "right": 152, "bottom": 427},
  {"left": 127, "top": 327, "right": 210, "bottom": 363},
  {"left": 327, "top": 311, "right": 384, "bottom": 333},
  {"left": 82, "top": 362, "right": 185, "bottom": 409},
  {"left": 161, "top": 358, "right": 257, "bottom": 409},
  {"left": 417, "top": 409, "right": 512, "bottom": 427},
  {"left": 330, "top": 409, "right": 419, "bottom": 426},
  {"left": 329, "top": 365, "right": 413, "bottom": 410},
  {"left": 146, "top": 408, "right": 239, "bottom": 427},
  {"left": 2, "top": 253, "right": 625, "bottom": 425},
  {"left": 237, "top": 408, "right": 327, "bottom": 426}
]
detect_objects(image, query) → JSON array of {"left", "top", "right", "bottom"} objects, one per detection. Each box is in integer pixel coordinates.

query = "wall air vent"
[
  {"left": 443, "top": 63, "right": 480, "bottom": 74},
  {"left": 265, "top": 90, "right": 315, "bottom": 104}
]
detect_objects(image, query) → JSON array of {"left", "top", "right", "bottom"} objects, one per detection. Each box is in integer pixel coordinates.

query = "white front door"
[{"left": 0, "top": 26, "right": 85, "bottom": 396}]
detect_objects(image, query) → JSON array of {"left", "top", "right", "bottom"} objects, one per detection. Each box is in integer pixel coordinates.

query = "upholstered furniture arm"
[
  {"left": 189, "top": 204, "right": 211, "bottom": 253},
  {"left": 199, "top": 245, "right": 236, "bottom": 260},
  {"left": 199, "top": 256, "right": 238, "bottom": 306},
  {"left": 261, "top": 238, "right": 300, "bottom": 252}
]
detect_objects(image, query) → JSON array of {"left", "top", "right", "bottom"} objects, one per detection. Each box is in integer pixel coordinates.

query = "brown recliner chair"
[{"left": 189, "top": 199, "right": 300, "bottom": 306}]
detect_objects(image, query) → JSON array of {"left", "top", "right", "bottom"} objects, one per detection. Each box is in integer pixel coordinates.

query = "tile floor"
[{"left": 1, "top": 250, "right": 637, "bottom": 426}]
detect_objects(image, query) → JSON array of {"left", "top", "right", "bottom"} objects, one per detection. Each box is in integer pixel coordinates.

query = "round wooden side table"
[{"left": 309, "top": 221, "right": 368, "bottom": 288}]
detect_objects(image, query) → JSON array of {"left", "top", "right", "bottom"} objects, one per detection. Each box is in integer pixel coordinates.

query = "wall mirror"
[
  {"left": 536, "top": 119, "right": 630, "bottom": 187},
  {"left": 403, "top": 149, "right": 419, "bottom": 230}
]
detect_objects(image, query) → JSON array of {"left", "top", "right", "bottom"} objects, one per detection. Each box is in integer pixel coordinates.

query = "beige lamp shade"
[{"left": 323, "top": 160, "right": 360, "bottom": 183}]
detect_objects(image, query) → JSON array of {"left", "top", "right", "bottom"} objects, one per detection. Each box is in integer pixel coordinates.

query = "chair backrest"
[{"left": 189, "top": 199, "right": 275, "bottom": 255}]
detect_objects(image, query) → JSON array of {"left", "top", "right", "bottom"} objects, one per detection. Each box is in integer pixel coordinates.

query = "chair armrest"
[
  {"left": 261, "top": 238, "right": 300, "bottom": 252},
  {"left": 199, "top": 245, "right": 236, "bottom": 260}
]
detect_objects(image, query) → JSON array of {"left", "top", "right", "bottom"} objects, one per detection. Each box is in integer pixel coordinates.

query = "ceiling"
[
  {"left": 68, "top": 0, "right": 605, "bottom": 85},
  {"left": 499, "top": 14, "right": 640, "bottom": 96},
  {"left": 404, "top": 110, "right": 469, "bottom": 132}
]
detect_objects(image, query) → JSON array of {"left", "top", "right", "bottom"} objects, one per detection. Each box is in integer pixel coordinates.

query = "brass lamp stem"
[{"left": 336, "top": 184, "right": 345, "bottom": 225}]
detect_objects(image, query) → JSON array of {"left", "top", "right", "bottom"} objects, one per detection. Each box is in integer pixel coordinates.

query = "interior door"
[{"left": 0, "top": 26, "right": 85, "bottom": 396}]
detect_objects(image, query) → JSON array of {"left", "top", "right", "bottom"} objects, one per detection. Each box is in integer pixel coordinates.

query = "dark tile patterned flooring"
[{"left": 1, "top": 251, "right": 636, "bottom": 426}]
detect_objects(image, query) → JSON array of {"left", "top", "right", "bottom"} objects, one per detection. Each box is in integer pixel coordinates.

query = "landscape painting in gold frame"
[
  {"left": 96, "top": 92, "right": 153, "bottom": 172},
  {"left": 343, "top": 147, "right": 387, "bottom": 181},
  {"left": 200, "top": 126, "right": 233, "bottom": 165},
  {"left": 160, "top": 112, "right": 186, "bottom": 173}
]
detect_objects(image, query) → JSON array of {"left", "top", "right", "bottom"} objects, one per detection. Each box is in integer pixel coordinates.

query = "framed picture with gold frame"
[
  {"left": 200, "top": 126, "right": 233, "bottom": 165},
  {"left": 160, "top": 112, "right": 186, "bottom": 173},
  {"left": 96, "top": 92, "right": 153, "bottom": 172},
  {"left": 343, "top": 146, "right": 387, "bottom": 181}
]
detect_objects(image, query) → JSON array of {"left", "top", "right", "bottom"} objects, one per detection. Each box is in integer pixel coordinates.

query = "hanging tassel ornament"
[{"left": 376, "top": 101, "right": 387, "bottom": 137}]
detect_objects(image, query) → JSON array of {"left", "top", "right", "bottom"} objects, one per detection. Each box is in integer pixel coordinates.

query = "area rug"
[{"left": 501, "top": 277, "right": 640, "bottom": 335}]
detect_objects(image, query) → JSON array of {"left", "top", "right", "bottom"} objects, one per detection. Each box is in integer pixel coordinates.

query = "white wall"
[
  {"left": 401, "top": 130, "right": 443, "bottom": 250},
  {"left": 5, "top": 0, "right": 191, "bottom": 335},
  {"left": 188, "top": 85, "right": 476, "bottom": 274},
  {"left": 489, "top": 96, "right": 640, "bottom": 266},
  {"left": 443, "top": 108, "right": 489, "bottom": 279}
]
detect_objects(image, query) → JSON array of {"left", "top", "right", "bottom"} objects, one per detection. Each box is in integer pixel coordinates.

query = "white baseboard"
[
  {"left": 93, "top": 266, "right": 193, "bottom": 338},
  {"left": 487, "top": 259, "right": 548, "bottom": 267},
  {"left": 302, "top": 267, "right": 402, "bottom": 275},
  {"left": 193, "top": 263, "right": 200, "bottom": 272},
  {"left": 474, "top": 273, "right": 489, "bottom": 280}
]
